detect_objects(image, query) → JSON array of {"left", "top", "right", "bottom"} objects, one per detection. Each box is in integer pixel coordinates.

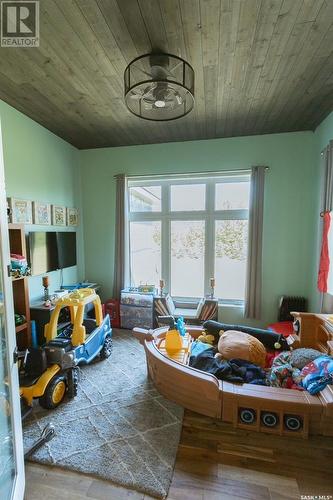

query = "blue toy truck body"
[{"left": 72, "top": 314, "right": 112, "bottom": 365}]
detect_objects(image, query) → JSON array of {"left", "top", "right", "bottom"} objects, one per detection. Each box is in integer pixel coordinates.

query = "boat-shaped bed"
[{"left": 133, "top": 312, "right": 333, "bottom": 439}]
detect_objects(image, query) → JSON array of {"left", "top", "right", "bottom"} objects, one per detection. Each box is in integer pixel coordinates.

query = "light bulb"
[{"left": 155, "top": 100, "right": 166, "bottom": 108}]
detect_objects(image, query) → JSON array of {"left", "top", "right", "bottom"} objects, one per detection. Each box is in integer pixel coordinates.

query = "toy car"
[{"left": 20, "top": 289, "right": 112, "bottom": 410}]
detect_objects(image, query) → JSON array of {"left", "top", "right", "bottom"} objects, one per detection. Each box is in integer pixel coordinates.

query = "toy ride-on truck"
[{"left": 20, "top": 289, "right": 112, "bottom": 411}]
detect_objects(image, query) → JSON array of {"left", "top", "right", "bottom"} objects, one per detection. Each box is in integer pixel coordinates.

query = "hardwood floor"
[
  {"left": 177, "top": 411, "right": 333, "bottom": 499},
  {"left": 24, "top": 409, "right": 333, "bottom": 500}
]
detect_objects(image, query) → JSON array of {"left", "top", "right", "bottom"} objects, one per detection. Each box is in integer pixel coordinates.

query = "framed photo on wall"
[
  {"left": 52, "top": 205, "right": 66, "bottom": 226},
  {"left": 32, "top": 201, "right": 51, "bottom": 225},
  {"left": 67, "top": 207, "right": 78, "bottom": 226},
  {"left": 8, "top": 198, "right": 32, "bottom": 224}
]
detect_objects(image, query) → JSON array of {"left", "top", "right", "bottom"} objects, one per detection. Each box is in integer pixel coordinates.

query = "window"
[
  {"left": 215, "top": 180, "right": 250, "bottom": 210},
  {"left": 129, "top": 221, "right": 161, "bottom": 286},
  {"left": 170, "top": 184, "right": 206, "bottom": 211},
  {"left": 170, "top": 220, "right": 205, "bottom": 297},
  {"left": 214, "top": 220, "right": 248, "bottom": 300},
  {"left": 127, "top": 172, "right": 250, "bottom": 302},
  {"left": 129, "top": 185, "right": 161, "bottom": 212}
]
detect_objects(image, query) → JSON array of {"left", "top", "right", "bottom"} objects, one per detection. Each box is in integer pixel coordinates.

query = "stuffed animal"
[
  {"left": 289, "top": 348, "right": 323, "bottom": 369},
  {"left": 198, "top": 328, "right": 224, "bottom": 345},
  {"left": 215, "top": 330, "right": 267, "bottom": 367},
  {"left": 197, "top": 332, "right": 216, "bottom": 345}
]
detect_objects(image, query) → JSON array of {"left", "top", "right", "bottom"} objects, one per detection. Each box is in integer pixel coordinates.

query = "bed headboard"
[{"left": 291, "top": 312, "right": 333, "bottom": 354}]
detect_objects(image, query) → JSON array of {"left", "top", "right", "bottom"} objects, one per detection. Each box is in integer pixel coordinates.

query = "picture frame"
[
  {"left": 8, "top": 197, "right": 32, "bottom": 224},
  {"left": 52, "top": 205, "right": 66, "bottom": 226},
  {"left": 32, "top": 201, "right": 51, "bottom": 225},
  {"left": 67, "top": 207, "right": 78, "bottom": 226}
]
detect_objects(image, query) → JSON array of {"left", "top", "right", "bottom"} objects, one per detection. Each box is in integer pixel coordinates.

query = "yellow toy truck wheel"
[{"left": 39, "top": 374, "right": 67, "bottom": 409}]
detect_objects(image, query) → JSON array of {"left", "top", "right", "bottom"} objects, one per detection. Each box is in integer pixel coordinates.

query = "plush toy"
[
  {"left": 289, "top": 348, "right": 323, "bottom": 369},
  {"left": 198, "top": 328, "right": 224, "bottom": 345},
  {"left": 197, "top": 332, "right": 216, "bottom": 345},
  {"left": 215, "top": 330, "right": 267, "bottom": 367}
]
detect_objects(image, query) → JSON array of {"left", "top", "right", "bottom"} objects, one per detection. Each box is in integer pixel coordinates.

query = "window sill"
[
  {"left": 170, "top": 297, "right": 244, "bottom": 309},
  {"left": 218, "top": 301, "right": 244, "bottom": 309}
]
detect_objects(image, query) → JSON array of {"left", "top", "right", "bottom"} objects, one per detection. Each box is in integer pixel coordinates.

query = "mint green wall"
[
  {"left": 0, "top": 100, "right": 84, "bottom": 301},
  {"left": 310, "top": 111, "right": 333, "bottom": 312},
  {"left": 79, "top": 131, "right": 317, "bottom": 327}
]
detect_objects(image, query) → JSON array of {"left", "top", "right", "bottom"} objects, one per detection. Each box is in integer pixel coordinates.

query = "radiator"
[{"left": 278, "top": 296, "right": 307, "bottom": 322}]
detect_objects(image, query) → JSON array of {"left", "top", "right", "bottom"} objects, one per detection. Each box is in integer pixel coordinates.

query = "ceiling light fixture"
[{"left": 124, "top": 53, "right": 195, "bottom": 121}]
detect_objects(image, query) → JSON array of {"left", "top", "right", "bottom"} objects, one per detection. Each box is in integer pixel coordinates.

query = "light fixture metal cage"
[{"left": 124, "top": 53, "right": 195, "bottom": 121}]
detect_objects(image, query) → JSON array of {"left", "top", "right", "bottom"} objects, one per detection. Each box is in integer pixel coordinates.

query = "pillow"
[{"left": 217, "top": 330, "right": 266, "bottom": 368}]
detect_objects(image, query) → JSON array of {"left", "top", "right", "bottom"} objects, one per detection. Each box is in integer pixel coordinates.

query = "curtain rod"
[{"left": 114, "top": 166, "right": 269, "bottom": 179}]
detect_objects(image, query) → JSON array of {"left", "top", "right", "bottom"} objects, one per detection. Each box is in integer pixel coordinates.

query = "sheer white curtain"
[{"left": 244, "top": 166, "right": 266, "bottom": 319}]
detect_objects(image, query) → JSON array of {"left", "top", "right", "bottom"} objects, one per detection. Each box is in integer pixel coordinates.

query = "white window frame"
[{"left": 127, "top": 171, "right": 250, "bottom": 304}]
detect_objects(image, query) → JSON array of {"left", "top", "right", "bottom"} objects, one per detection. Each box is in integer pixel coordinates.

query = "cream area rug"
[{"left": 23, "top": 329, "right": 183, "bottom": 499}]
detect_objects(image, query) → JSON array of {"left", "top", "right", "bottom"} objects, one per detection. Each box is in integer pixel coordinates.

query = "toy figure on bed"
[{"left": 197, "top": 331, "right": 216, "bottom": 345}]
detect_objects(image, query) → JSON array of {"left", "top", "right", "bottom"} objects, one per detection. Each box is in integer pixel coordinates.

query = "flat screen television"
[
  {"left": 28, "top": 231, "right": 76, "bottom": 275},
  {"left": 28, "top": 232, "right": 58, "bottom": 275},
  {"left": 56, "top": 232, "right": 77, "bottom": 269}
]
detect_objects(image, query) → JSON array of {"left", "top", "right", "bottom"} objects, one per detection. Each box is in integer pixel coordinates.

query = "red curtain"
[{"left": 317, "top": 212, "right": 331, "bottom": 293}]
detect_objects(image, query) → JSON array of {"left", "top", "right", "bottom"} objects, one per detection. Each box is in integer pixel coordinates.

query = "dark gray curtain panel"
[
  {"left": 322, "top": 141, "right": 333, "bottom": 211},
  {"left": 244, "top": 166, "right": 266, "bottom": 319},
  {"left": 113, "top": 174, "right": 128, "bottom": 298}
]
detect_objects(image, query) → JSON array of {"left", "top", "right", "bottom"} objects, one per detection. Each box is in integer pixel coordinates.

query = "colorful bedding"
[
  {"left": 191, "top": 336, "right": 333, "bottom": 395},
  {"left": 189, "top": 346, "right": 267, "bottom": 385},
  {"left": 300, "top": 355, "right": 333, "bottom": 395}
]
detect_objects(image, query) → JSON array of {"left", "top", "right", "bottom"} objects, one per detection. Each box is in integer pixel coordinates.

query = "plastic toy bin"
[{"left": 105, "top": 299, "right": 120, "bottom": 328}]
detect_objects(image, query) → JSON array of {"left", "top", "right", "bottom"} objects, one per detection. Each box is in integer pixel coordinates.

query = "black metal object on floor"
[{"left": 24, "top": 423, "right": 55, "bottom": 460}]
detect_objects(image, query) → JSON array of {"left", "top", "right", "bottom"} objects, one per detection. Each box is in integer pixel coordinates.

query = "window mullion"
[
  {"left": 205, "top": 181, "right": 215, "bottom": 296},
  {"left": 214, "top": 209, "right": 248, "bottom": 220},
  {"left": 129, "top": 213, "right": 162, "bottom": 222}
]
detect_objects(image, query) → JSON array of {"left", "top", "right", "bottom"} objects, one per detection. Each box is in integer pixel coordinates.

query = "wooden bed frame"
[{"left": 133, "top": 313, "right": 333, "bottom": 439}]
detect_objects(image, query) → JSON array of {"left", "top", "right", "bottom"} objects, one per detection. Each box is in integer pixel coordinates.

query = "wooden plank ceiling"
[{"left": 0, "top": 0, "right": 333, "bottom": 149}]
